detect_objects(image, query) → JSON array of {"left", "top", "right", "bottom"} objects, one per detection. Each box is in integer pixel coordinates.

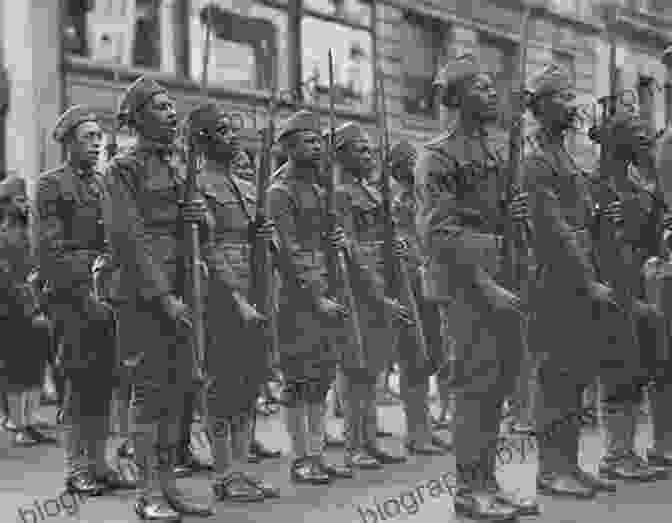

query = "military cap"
[
  {"left": 277, "top": 110, "right": 322, "bottom": 141},
  {"left": 325, "top": 121, "right": 370, "bottom": 151},
  {"left": 182, "top": 103, "right": 222, "bottom": 137},
  {"left": 118, "top": 75, "right": 167, "bottom": 121},
  {"left": 52, "top": 105, "right": 99, "bottom": 143},
  {"left": 0, "top": 175, "right": 26, "bottom": 202},
  {"left": 526, "top": 63, "right": 573, "bottom": 100},
  {"left": 389, "top": 140, "right": 416, "bottom": 166}
]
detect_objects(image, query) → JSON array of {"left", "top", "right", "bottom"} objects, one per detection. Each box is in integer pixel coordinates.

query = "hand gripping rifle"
[
  {"left": 376, "top": 71, "right": 428, "bottom": 364},
  {"left": 590, "top": 0, "right": 640, "bottom": 354},
  {"left": 251, "top": 53, "right": 280, "bottom": 371},
  {"left": 326, "top": 49, "right": 367, "bottom": 369}
]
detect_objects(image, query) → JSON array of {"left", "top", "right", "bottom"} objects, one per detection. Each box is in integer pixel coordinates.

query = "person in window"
[{"left": 133, "top": 0, "right": 161, "bottom": 69}]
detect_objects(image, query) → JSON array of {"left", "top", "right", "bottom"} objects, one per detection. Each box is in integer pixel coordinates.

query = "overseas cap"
[
  {"left": 52, "top": 105, "right": 99, "bottom": 143},
  {"left": 182, "top": 103, "right": 223, "bottom": 137},
  {"left": 118, "top": 75, "right": 167, "bottom": 123},
  {"left": 0, "top": 175, "right": 26, "bottom": 201},
  {"left": 277, "top": 110, "right": 322, "bottom": 141},
  {"left": 526, "top": 63, "right": 573, "bottom": 99},
  {"left": 325, "top": 121, "right": 370, "bottom": 151}
]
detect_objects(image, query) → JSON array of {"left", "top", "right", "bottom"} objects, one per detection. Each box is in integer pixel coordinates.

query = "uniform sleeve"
[
  {"left": 102, "top": 163, "right": 171, "bottom": 301},
  {"left": 656, "top": 130, "right": 672, "bottom": 213},
  {"left": 268, "top": 184, "right": 325, "bottom": 306},
  {"left": 523, "top": 156, "right": 595, "bottom": 292},
  {"left": 34, "top": 174, "right": 90, "bottom": 295},
  {"left": 392, "top": 193, "right": 424, "bottom": 266}
]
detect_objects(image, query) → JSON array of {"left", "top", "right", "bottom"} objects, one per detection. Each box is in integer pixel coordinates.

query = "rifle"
[
  {"left": 501, "top": 0, "right": 539, "bottom": 293},
  {"left": 251, "top": 51, "right": 280, "bottom": 370},
  {"left": 106, "top": 70, "right": 121, "bottom": 161},
  {"left": 325, "top": 49, "right": 366, "bottom": 369},
  {"left": 591, "top": 1, "right": 640, "bottom": 355},
  {"left": 376, "top": 71, "right": 428, "bottom": 364}
]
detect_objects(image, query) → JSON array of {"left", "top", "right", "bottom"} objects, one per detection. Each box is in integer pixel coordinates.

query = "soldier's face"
[
  {"left": 10, "top": 194, "right": 29, "bottom": 217},
  {"left": 463, "top": 74, "right": 499, "bottom": 122},
  {"left": 212, "top": 115, "right": 241, "bottom": 161},
  {"left": 70, "top": 121, "right": 103, "bottom": 167},
  {"left": 539, "top": 89, "right": 578, "bottom": 130},
  {"left": 342, "top": 139, "right": 376, "bottom": 176},
  {"left": 140, "top": 93, "right": 178, "bottom": 143},
  {"left": 291, "top": 131, "right": 323, "bottom": 165}
]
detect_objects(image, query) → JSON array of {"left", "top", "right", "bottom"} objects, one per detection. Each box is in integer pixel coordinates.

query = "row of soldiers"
[{"left": 1, "top": 48, "right": 672, "bottom": 522}]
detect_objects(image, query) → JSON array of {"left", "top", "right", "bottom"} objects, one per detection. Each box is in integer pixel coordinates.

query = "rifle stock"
[
  {"left": 376, "top": 70, "right": 429, "bottom": 363},
  {"left": 326, "top": 50, "right": 367, "bottom": 369}
]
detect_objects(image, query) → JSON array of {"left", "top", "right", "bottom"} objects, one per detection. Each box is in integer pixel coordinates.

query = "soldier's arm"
[
  {"left": 102, "top": 163, "right": 172, "bottom": 302},
  {"left": 268, "top": 185, "right": 325, "bottom": 307},
  {"left": 34, "top": 175, "right": 90, "bottom": 295},
  {"left": 656, "top": 130, "right": 672, "bottom": 212},
  {"left": 523, "top": 156, "right": 595, "bottom": 292}
]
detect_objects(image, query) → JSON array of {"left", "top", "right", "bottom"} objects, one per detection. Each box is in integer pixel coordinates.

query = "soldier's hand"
[
  {"left": 254, "top": 218, "right": 275, "bottom": 242},
  {"left": 508, "top": 192, "right": 529, "bottom": 222},
  {"left": 163, "top": 294, "right": 192, "bottom": 326},
  {"left": 235, "top": 293, "right": 268, "bottom": 328},
  {"left": 662, "top": 213, "right": 672, "bottom": 230},
  {"left": 587, "top": 281, "right": 617, "bottom": 308},
  {"left": 596, "top": 200, "right": 623, "bottom": 226},
  {"left": 327, "top": 226, "right": 348, "bottom": 251},
  {"left": 179, "top": 199, "right": 209, "bottom": 224},
  {"left": 486, "top": 285, "right": 523, "bottom": 315},
  {"left": 317, "top": 296, "right": 347, "bottom": 321},
  {"left": 383, "top": 297, "right": 414, "bottom": 326},
  {"left": 393, "top": 237, "right": 410, "bottom": 261}
]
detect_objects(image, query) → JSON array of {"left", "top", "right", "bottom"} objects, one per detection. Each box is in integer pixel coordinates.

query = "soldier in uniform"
[
  {"left": 180, "top": 103, "right": 279, "bottom": 502},
  {"left": 268, "top": 110, "right": 354, "bottom": 484},
  {"left": 329, "top": 121, "right": 410, "bottom": 470},
  {"left": 34, "top": 107, "right": 132, "bottom": 496},
  {"left": 522, "top": 64, "right": 656, "bottom": 499},
  {"left": 388, "top": 140, "right": 451, "bottom": 455},
  {"left": 588, "top": 110, "right": 668, "bottom": 481},
  {"left": 415, "top": 54, "right": 538, "bottom": 520},
  {"left": 103, "top": 77, "right": 215, "bottom": 520}
]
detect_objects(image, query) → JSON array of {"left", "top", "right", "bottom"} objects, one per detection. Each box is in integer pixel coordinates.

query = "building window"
[
  {"left": 189, "top": 1, "right": 290, "bottom": 92},
  {"left": 478, "top": 33, "right": 515, "bottom": 127},
  {"left": 301, "top": 0, "right": 375, "bottom": 112},
  {"left": 66, "top": 0, "right": 169, "bottom": 69},
  {"left": 402, "top": 11, "right": 448, "bottom": 119}
]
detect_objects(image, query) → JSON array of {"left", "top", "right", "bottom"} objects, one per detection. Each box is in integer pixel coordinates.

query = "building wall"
[{"left": 1, "top": 0, "right": 671, "bottom": 185}]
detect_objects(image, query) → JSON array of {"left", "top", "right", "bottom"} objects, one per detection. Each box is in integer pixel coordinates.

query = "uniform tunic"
[
  {"left": 415, "top": 125, "right": 524, "bottom": 395},
  {"left": 201, "top": 169, "right": 269, "bottom": 418},
  {"left": 104, "top": 144, "right": 239, "bottom": 420},
  {"left": 334, "top": 177, "right": 395, "bottom": 378},
  {"left": 34, "top": 164, "right": 116, "bottom": 414},
  {"left": 267, "top": 163, "right": 339, "bottom": 384},
  {"left": 392, "top": 188, "right": 447, "bottom": 386},
  {"left": 523, "top": 132, "right": 610, "bottom": 383}
]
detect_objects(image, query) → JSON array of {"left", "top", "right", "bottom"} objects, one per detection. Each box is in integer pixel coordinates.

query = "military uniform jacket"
[
  {"left": 414, "top": 124, "right": 509, "bottom": 307},
  {"left": 34, "top": 163, "right": 107, "bottom": 296}
]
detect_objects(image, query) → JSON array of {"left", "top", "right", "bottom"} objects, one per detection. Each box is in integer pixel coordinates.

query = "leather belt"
[{"left": 217, "top": 241, "right": 252, "bottom": 258}]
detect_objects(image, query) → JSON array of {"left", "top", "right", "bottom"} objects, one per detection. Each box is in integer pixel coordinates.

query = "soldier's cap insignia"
[
  {"left": 118, "top": 75, "right": 167, "bottom": 123},
  {"left": 526, "top": 63, "right": 573, "bottom": 100},
  {"left": 277, "top": 110, "right": 322, "bottom": 142},
  {"left": 324, "top": 121, "right": 370, "bottom": 151},
  {"left": 52, "top": 105, "right": 99, "bottom": 143}
]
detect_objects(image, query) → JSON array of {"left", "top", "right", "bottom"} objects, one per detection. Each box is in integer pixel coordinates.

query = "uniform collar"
[{"left": 136, "top": 138, "right": 176, "bottom": 162}]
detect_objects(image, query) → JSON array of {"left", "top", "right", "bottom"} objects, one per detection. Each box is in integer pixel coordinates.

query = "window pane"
[
  {"left": 69, "top": 0, "right": 166, "bottom": 70},
  {"left": 302, "top": 16, "right": 374, "bottom": 112},
  {"left": 190, "top": 1, "right": 290, "bottom": 91},
  {"left": 303, "top": 0, "right": 372, "bottom": 27},
  {"left": 402, "top": 12, "right": 447, "bottom": 118}
]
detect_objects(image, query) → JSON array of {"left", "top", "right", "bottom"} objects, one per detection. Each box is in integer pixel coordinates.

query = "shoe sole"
[
  {"left": 599, "top": 469, "right": 663, "bottom": 483},
  {"left": 134, "top": 505, "right": 182, "bottom": 522},
  {"left": 455, "top": 505, "right": 519, "bottom": 521},
  {"left": 536, "top": 484, "right": 596, "bottom": 500}
]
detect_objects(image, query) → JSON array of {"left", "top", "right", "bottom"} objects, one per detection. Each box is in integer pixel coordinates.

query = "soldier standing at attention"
[
  {"left": 329, "top": 121, "right": 410, "bottom": 470},
  {"left": 35, "top": 107, "right": 132, "bottom": 496},
  {"left": 268, "top": 110, "right": 352, "bottom": 484},
  {"left": 522, "top": 64, "right": 630, "bottom": 499},
  {"left": 103, "top": 77, "right": 214, "bottom": 521},
  {"left": 181, "top": 103, "right": 279, "bottom": 502},
  {"left": 415, "top": 54, "right": 538, "bottom": 521}
]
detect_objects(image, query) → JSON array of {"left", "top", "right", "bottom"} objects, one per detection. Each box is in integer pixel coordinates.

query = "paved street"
[{"left": 1, "top": 399, "right": 671, "bottom": 523}]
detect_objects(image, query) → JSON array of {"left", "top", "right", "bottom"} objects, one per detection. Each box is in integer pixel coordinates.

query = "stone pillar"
[{"left": 1, "top": 0, "right": 61, "bottom": 196}]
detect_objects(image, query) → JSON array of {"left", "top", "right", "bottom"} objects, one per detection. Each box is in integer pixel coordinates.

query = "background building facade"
[{"left": 0, "top": 0, "right": 671, "bottom": 193}]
